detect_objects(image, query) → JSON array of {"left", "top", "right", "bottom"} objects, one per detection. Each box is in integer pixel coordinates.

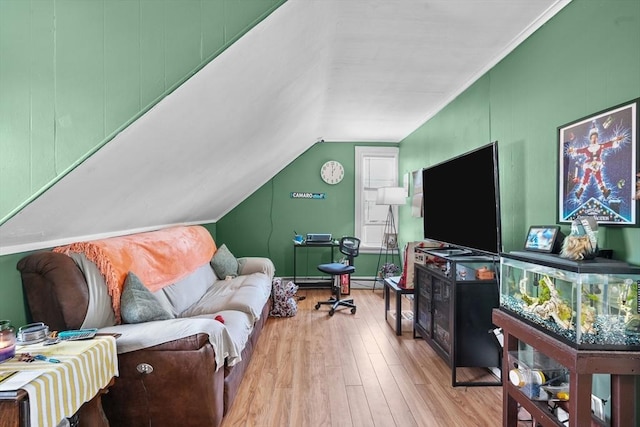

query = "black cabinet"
[{"left": 414, "top": 248, "right": 502, "bottom": 386}]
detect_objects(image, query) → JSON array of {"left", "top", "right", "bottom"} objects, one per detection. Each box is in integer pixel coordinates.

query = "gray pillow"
[
  {"left": 161, "top": 264, "right": 216, "bottom": 315},
  {"left": 121, "top": 272, "right": 173, "bottom": 324},
  {"left": 211, "top": 244, "right": 239, "bottom": 279}
]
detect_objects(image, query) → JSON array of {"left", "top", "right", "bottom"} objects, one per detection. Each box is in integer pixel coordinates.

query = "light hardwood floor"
[{"left": 220, "top": 288, "right": 517, "bottom": 427}]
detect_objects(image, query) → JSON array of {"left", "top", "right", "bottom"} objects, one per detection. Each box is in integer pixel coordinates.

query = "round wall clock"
[{"left": 320, "top": 160, "right": 345, "bottom": 185}]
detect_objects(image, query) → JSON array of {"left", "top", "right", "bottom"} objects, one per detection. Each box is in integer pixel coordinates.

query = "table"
[
  {"left": 293, "top": 241, "right": 338, "bottom": 288},
  {"left": 383, "top": 276, "right": 414, "bottom": 335},
  {"left": 0, "top": 336, "right": 118, "bottom": 427},
  {"left": 493, "top": 309, "right": 639, "bottom": 427}
]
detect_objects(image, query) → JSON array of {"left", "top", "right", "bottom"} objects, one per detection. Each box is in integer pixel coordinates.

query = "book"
[
  {"left": 0, "top": 371, "right": 17, "bottom": 383},
  {"left": 0, "top": 370, "right": 43, "bottom": 397}
]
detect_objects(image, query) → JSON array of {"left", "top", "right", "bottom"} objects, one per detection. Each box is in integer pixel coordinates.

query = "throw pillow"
[
  {"left": 161, "top": 264, "right": 215, "bottom": 315},
  {"left": 211, "top": 244, "right": 239, "bottom": 279},
  {"left": 121, "top": 271, "right": 174, "bottom": 324}
]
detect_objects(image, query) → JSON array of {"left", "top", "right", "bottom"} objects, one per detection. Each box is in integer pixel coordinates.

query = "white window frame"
[{"left": 355, "top": 146, "right": 400, "bottom": 253}]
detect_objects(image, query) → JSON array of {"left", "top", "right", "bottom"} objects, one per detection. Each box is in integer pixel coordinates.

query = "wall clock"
[{"left": 320, "top": 160, "right": 345, "bottom": 185}]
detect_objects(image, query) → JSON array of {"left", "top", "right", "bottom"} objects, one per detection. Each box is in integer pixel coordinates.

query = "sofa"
[{"left": 16, "top": 225, "right": 275, "bottom": 427}]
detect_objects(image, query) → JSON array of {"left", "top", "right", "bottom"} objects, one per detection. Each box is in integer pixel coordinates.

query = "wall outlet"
[{"left": 591, "top": 395, "right": 605, "bottom": 420}]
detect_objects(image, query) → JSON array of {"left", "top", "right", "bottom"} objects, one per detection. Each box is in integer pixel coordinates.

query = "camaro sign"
[{"left": 290, "top": 192, "right": 326, "bottom": 199}]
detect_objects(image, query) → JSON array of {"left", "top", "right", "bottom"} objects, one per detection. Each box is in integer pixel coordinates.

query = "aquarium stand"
[{"left": 493, "top": 309, "right": 639, "bottom": 427}]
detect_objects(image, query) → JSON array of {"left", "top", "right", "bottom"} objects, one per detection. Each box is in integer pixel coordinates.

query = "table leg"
[
  {"left": 78, "top": 379, "right": 114, "bottom": 427},
  {"left": 395, "top": 289, "right": 402, "bottom": 335},
  {"left": 293, "top": 246, "right": 297, "bottom": 283},
  {"left": 610, "top": 374, "right": 636, "bottom": 427},
  {"left": 384, "top": 283, "right": 390, "bottom": 321}
]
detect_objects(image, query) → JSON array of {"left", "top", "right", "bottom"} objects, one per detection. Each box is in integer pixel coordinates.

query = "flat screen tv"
[{"left": 422, "top": 142, "right": 502, "bottom": 255}]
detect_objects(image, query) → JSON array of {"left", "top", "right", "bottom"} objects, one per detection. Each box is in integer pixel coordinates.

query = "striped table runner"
[{"left": 0, "top": 336, "right": 118, "bottom": 427}]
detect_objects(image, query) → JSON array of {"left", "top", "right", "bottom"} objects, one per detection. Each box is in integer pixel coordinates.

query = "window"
[{"left": 355, "top": 146, "right": 399, "bottom": 252}]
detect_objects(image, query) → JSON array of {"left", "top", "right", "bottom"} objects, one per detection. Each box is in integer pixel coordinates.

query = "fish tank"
[{"left": 499, "top": 251, "right": 640, "bottom": 350}]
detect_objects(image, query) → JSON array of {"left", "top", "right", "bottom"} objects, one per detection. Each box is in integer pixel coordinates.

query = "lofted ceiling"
[{"left": 0, "top": 0, "right": 570, "bottom": 255}]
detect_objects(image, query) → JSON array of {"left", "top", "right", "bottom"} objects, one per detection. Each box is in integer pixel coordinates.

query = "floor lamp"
[{"left": 373, "top": 187, "right": 406, "bottom": 290}]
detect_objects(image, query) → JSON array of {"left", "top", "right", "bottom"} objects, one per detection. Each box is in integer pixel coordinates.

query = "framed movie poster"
[{"left": 558, "top": 98, "right": 638, "bottom": 225}]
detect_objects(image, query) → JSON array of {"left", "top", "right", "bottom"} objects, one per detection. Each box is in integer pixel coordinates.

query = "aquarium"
[{"left": 499, "top": 251, "right": 640, "bottom": 350}]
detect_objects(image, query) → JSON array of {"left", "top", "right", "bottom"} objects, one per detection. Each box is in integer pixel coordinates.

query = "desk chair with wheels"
[{"left": 314, "top": 237, "right": 360, "bottom": 316}]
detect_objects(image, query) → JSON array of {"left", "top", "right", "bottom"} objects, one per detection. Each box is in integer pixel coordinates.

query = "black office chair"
[{"left": 314, "top": 236, "right": 360, "bottom": 316}]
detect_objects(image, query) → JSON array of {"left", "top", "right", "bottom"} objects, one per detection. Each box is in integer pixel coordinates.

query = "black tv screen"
[{"left": 422, "top": 142, "right": 502, "bottom": 255}]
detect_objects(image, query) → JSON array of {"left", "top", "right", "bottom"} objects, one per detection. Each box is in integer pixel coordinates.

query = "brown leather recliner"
[{"left": 18, "top": 249, "right": 272, "bottom": 427}]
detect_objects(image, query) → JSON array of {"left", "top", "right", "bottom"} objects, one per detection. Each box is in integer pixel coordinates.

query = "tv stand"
[
  {"left": 425, "top": 246, "right": 492, "bottom": 257},
  {"left": 434, "top": 248, "right": 471, "bottom": 256},
  {"left": 414, "top": 249, "right": 501, "bottom": 386}
]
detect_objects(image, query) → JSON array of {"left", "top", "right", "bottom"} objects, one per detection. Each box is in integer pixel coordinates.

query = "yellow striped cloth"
[{"left": 0, "top": 336, "right": 118, "bottom": 427}]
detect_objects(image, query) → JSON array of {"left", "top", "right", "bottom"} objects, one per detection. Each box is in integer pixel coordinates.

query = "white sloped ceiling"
[{"left": 0, "top": 0, "right": 570, "bottom": 254}]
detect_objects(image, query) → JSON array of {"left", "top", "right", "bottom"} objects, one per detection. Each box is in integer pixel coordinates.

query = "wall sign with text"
[{"left": 290, "top": 192, "right": 326, "bottom": 199}]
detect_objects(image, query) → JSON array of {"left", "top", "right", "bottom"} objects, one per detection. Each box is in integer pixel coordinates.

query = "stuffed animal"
[
  {"left": 560, "top": 216, "right": 598, "bottom": 260},
  {"left": 270, "top": 278, "right": 299, "bottom": 317}
]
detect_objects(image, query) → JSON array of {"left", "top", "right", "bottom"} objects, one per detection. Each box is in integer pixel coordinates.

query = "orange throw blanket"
[{"left": 54, "top": 225, "right": 216, "bottom": 323}]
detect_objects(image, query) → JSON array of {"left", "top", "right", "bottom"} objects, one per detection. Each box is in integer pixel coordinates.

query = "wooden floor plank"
[
  {"left": 345, "top": 386, "right": 375, "bottom": 427},
  {"left": 368, "top": 352, "right": 418, "bottom": 427}
]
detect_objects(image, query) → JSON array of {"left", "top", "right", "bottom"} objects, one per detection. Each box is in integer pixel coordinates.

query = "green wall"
[
  {"left": 0, "top": 0, "right": 285, "bottom": 224},
  {"left": 232, "top": 0, "right": 639, "bottom": 281},
  {"left": 395, "top": 0, "right": 640, "bottom": 419},
  {"left": 399, "top": 0, "right": 640, "bottom": 265},
  {"left": 0, "top": 0, "right": 284, "bottom": 326},
  {"left": 216, "top": 142, "right": 396, "bottom": 279}
]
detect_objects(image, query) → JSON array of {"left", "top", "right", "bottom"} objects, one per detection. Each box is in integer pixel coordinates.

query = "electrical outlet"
[{"left": 591, "top": 395, "right": 605, "bottom": 420}]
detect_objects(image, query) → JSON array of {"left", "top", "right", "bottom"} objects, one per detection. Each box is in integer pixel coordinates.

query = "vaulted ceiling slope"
[{"left": 0, "top": 0, "right": 569, "bottom": 255}]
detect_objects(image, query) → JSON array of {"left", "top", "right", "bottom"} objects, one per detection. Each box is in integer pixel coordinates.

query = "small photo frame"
[
  {"left": 524, "top": 226, "right": 562, "bottom": 253},
  {"left": 383, "top": 232, "right": 398, "bottom": 249}
]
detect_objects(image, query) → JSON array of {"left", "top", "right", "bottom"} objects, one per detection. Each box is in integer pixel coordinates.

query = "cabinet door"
[
  {"left": 415, "top": 268, "right": 432, "bottom": 337},
  {"left": 433, "top": 276, "right": 451, "bottom": 356},
  {"left": 455, "top": 281, "right": 500, "bottom": 367}
]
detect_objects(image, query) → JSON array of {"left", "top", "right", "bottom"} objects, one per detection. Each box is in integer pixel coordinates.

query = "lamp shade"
[{"left": 376, "top": 187, "right": 407, "bottom": 205}]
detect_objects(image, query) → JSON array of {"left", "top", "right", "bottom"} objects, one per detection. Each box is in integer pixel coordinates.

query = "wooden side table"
[
  {"left": 383, "top": 276, "right": 414, "bottom": 335},
  {"left": 0, "top": 336, "right": 118, "bottom": 427},
  {"left": 0, "top": 390, "right": 28, "bottom": 427},
  {"left": 493, "top": 309, "right": 639, "bottom": 427},
  {"left": 0, "top": 385, "right": 113, "bottom": 427}
]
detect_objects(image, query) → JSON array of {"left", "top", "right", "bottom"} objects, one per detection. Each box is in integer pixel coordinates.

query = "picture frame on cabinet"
[
  {"left": 524, "top": 225, "right": 563, "bottom": 253},
  {"left": 557, "top": 98, "right": 638, "bottom": 226}
]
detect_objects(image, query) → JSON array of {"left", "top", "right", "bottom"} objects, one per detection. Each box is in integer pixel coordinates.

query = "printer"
[{"left": 306, "top": 233, "right": 332, "bottom": 243}]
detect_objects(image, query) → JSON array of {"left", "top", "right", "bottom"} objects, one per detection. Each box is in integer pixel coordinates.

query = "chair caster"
[
  {"left": 315, "top": 303, "right": 321, "bottom": 310},
  {"left": 351, "top": 308, "right": 356, "bottom": 314},
  {"left": 329, "top": 309, "right": 335, "bottom": 316}
]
